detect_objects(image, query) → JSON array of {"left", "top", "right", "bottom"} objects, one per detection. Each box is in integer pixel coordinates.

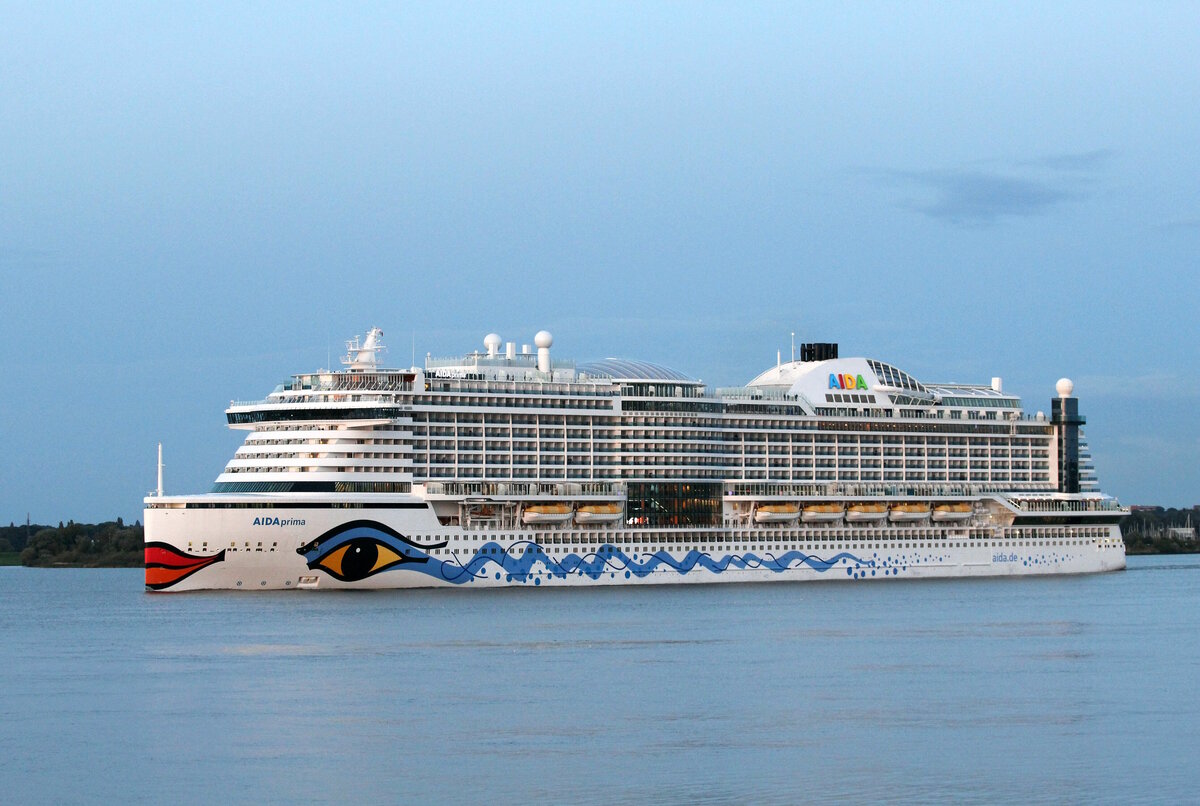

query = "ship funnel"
[{"left": 800, "top": 342, "right": 839, "bottom": 362}]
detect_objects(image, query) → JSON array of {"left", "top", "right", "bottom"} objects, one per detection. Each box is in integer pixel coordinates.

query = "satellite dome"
[
  {"left": 1056, "top": 377, "right": 1074, "bottom": 397},
  {"left": 484, "top": 333, "right": 502, "bottom": 350},
  {"left": 534, "top": 330, "right": 553, "bottom": 348}
]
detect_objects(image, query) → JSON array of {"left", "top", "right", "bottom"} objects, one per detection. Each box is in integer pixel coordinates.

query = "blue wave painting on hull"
[{"left": 297, "top": 521, "right": 889, "bottom": 584}]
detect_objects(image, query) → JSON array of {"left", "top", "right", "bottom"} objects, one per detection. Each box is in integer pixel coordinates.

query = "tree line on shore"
[
  {"left": 1120, "top": 506, "right": 1200, "bottom": 555},
  {"left": 1, "top": 519, "right": 143, "bottom": 567},
  {"left": 2, "top": 506, "right": 1197, "bottom": 567}
]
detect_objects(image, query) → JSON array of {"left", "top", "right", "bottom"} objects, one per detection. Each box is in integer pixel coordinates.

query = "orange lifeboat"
[
  {"left": 575, "top": 503, "right": 623, "bottom": 525},
  {"left": 846, "top": 503, "right": 889, "bottom": 523},
  {"left": 888, "top": 503, "right": 932, "bottom": 522},
  {"left": 932, "top": 503, "right": 973, "bottom": 522},
  {"left": 522, "top": 503, "right": 574, "bottom": 525},
  {"left": 802, "top": 503, "right": 846, "bottom": 523},
  {"left": 754, "top": 503, "right": 801, "bottom": 524}
]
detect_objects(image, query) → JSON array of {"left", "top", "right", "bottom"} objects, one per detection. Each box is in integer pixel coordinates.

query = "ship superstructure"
[{"left": 144, "top": 328, "right": 1126, "bottom": 591}]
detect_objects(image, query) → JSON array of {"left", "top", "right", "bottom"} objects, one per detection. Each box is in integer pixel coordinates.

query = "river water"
[{"left": 2, "top": 556, "right": 1197, "bottom": 804}]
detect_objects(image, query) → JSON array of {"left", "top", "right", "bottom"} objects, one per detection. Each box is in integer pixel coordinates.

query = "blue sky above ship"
[{"left": 1, "top": 2, "right": 1197, "bottom": 521}]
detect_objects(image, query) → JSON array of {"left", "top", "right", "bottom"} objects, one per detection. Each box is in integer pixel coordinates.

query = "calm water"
[{"left": 2, "top": 557, "right": 1198, "bottom": 804}]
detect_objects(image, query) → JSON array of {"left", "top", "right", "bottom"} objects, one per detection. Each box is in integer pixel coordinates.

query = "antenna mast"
[{"left": 157, "top": 443, "right": 164, "bottom": 497}]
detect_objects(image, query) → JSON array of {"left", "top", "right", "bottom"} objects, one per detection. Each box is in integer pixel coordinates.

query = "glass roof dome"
[{"left": 577, "top": 358, "right": 696, "bottom": 383}]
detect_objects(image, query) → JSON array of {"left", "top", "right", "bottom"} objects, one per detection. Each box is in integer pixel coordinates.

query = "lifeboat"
[
  {"left": 888, "top": 503, "right": 932, "bottom": 522},
  {"left": 802, "top": 503, "right": 846, "bottom": 523},
  {"left": 754, "top": 503, "right": 801, "bottom": 524},
  {"left": 522, "top": 503, "right": 574, "bottom": 525},
  {"left": 575, "top": 503, "right": 623, "bottom": 525},
  {"left": 845, "top": 503, "right": 889, "bottom": 523},
  {"left": 932, "top": 503, "right": 974, "bottom": 522}
]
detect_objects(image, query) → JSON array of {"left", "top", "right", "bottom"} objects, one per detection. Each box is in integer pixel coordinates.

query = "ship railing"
[
  {"left": 422, "top": 381, "right": 616, "bottom": 397},
  {"left": 724, "top": 481, "right": 1054, "bottom": 498},
  {"left": 714, "top": 387, "right": 818, "bottom": 409},
  {"left": 422, "top": 480, "right": 626, "bottom": 498},
  {"left": 717, "top": 387, "right": 796, "bottom": 400},
  {"left": 426, "top": 355, "right": 576, "bottom": 370},
  {"left": 281, "top": 374, "right": 415, "bottom": 393},
  {"left": 1006, "top": 497, "right": 1128, "bottom": 513},
  {"left": 229, "top": 393, "right": 413, "bottom": 407}
]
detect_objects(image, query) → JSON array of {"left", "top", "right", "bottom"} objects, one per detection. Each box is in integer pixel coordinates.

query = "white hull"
[{"left": 144, "top": 502, "right": 1126, "bottom": 592}]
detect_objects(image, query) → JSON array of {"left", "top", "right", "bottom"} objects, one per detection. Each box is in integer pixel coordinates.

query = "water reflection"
[{"left": 0, "top": 557, "right": 1197, "bottom": 804}]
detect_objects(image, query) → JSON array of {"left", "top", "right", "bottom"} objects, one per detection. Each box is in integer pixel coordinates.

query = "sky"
[{"left": 2, "top": 1, "right": 1198, "bottom": 524}]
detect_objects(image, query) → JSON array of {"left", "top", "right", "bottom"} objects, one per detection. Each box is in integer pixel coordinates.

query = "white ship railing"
[
  {"left": 426, "top": 355, "right": 576, "bottom": 369},
  {"left": 1006, "top": 497, "right": 1127, "bottom": 513},
  {"left": 725, "top": 481, "right": 1056, "bottom": 498},
  {"left": 423, "top": 480, "right": 625, "bottom": 498}
]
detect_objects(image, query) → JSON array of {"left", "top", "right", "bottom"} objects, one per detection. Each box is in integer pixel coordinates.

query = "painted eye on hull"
[{"left": 309, "top": 537, "right": 416, "bottom": 582}]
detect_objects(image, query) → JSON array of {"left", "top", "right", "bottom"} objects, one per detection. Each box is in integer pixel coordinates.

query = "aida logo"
[
  {"left": 251, "top": 517, "right": 306, "bottom": 527},
  {"left": 829, "top": 373, "right": 868, "bottom": 390}
]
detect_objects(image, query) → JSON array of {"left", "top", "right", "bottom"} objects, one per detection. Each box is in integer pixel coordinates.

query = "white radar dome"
[
  {"left": 534, "top": 330, "right": 553, "bottom": 348},
  {"left": 1056, "top": 377, "right": 1074, "bottom": 397},
  {"left": 484, "top": 333, "right": 502, "bottom": 349}
]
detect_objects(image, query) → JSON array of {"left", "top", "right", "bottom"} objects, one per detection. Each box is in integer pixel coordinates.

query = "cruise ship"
[{"left": 144, "top": 328, "right": 1127, "bottom": 591}]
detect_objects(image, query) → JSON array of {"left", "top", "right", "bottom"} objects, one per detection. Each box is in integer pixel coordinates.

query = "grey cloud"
[
  {"left": 869, "top": 149, "right": 1115, "bottom": 226},
  {"left": 896, "top": 170, "right": 1076, "bottom": 225},
  {"left": 1024, "top": 149, "right": 1116, "bottom": 172}
]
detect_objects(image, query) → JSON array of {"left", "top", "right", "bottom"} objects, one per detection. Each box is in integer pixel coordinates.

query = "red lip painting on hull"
[{"left": 145, "top": 543, "right": 226, "bottom": 590}]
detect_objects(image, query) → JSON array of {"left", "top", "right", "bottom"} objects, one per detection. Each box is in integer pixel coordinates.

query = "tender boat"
[
  {"left": 575, "top": 503, "right": 623, "bottom": 525},
  {"left": 802, "top": 503, "right": 846, "bottom": 523},
  {"left": 522, "top": 503, "right": 574, "bottom": 525},
  {"left": 888, "top": 503, "right": 932, "bottom": 522},
  {"left": 932, "top": 503, "right": 974, "bottom": 522},
  {"left": 754, "top": 503, "right": 801, "bottom": 524},
  {"left": 846, "top": 503, "right": 889, "bottom": 523}
]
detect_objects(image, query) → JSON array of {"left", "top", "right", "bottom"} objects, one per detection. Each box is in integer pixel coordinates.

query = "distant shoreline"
[
  {"left": 1124, "top": 540, "right": 1200, "bottom": 556},
  {"left": 2, "top": 521, "right": 142, "bottom": 568},
  {"left": 3, "top": 516, "right": 1197, "bottom": 568}
]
